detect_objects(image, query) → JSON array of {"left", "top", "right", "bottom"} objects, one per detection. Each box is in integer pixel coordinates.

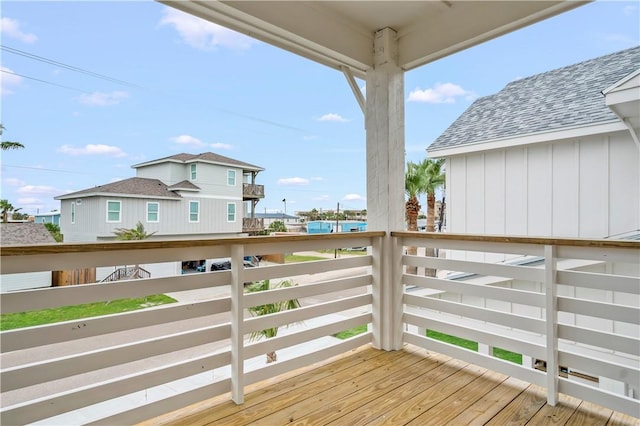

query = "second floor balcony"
[
  {"left": 1, "top": 231, "right": 638, "bottom": 425},
  {"left": 243, "top": 183, "right": 264, "bottom": 200}
]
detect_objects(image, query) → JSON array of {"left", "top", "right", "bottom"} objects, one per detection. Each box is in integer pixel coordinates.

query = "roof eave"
[{"left": 427, "top": 120, "right": 626, "bottom": 158}]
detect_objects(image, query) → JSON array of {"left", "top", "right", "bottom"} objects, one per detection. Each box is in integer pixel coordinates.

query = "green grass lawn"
[
  {"left": 0, "top": 294, "right": 177, "bottom": 331},
  {"left": 284, "top": 254, "right": 328, "bottom": 262},
  {"left": 427, "top": 329, "right": 522, "bottom": 365},
  {"left": 334, "top": 325, "right": 368, "bottom": 339}
]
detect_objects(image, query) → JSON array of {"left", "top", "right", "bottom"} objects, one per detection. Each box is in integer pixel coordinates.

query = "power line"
[
  {"left": 1, "top": 45, "right": 142, "bottom": 88},
  {"left": 1, "top": 69, "right": 88, "bottom": 93}
]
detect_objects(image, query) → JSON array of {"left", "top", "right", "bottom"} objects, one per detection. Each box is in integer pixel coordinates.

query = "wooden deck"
[{"left": 139, "top": 344, "right": 639, "bottom": 426}]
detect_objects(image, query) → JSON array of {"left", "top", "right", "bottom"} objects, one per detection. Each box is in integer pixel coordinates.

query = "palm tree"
[
  {"left": 113, "top": 221, "right": 156, "bottom": 240},
  {"left": 1, "top": 199, "right": 18, "bottom": 223},
  {"left": 404, "top": 160, "right": 429, "bottom": 274},
  {"left": 423, "top": 159, "right": 446, "bottom": 277},
  {"left": 245, "top": 279, "right": 301, "bottom": 363},
  {"left": 0, "top": 124, "right": 24, "bottom": 150},
  {"left": 113, "top": 221, "right": 156, "bottom": 278}
]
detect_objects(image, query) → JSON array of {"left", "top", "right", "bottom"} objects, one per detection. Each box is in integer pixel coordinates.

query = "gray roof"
[
  {"left": 167, "top": 180, "right": 201, "bottom": 191},
  {"left": 1, "top": 223, "right": 57, "bottom": 245},
  {"left": 428, "top": 46, "right": 640, "bottom": 152},
  {"left": 132, "top": 152, "right": 264, "bottom": 172},
  {"left": 55, "top": 177, "right": 183, "bottom": 200}
]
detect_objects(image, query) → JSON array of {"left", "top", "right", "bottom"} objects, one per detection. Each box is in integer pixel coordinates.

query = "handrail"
[
  {"left": 1, "top": 231, "right": 387, "bottom": 257},
  {"left": 391, "top": 230, "right": 640, "bottom": 249}
]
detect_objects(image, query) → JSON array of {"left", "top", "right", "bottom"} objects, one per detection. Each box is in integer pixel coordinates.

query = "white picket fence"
[{"left": 1, "top": 231, "right": 638, "bottom": 424}]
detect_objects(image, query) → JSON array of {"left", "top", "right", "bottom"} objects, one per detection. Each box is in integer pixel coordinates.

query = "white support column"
[
  {"left": 366, "top": 27, "right": 405, "bottom": 351},
  {"left": 230, "top": 244, "right": 245, "bottom": 404},
  {"left": 544, "top": 244, "right": 559, "bottom": 405}
]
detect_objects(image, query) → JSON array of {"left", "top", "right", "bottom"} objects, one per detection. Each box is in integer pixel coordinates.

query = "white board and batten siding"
[{"left": 446, "top": 130, "right": 639, "bottom": 246}]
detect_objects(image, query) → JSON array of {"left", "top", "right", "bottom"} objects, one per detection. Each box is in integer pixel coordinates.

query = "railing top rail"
[
  {"left": 391, "top": 231, "right": 640, "bottom": 249},
  {"left": 0, "top": 231, "right": 386, "bottom": 257}
]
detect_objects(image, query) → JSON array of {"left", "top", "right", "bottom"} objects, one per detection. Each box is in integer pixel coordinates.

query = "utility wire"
[
  {"left": 1, "top": 69, "right": 89, "bottom": 93},
  {"left": 1, "top": 44, "right": 142, "bottom": 88}
]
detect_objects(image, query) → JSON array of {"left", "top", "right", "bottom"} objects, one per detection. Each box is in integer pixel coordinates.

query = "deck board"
[{"left": 139, "top": 344, "right": 639, "bottom": 426}]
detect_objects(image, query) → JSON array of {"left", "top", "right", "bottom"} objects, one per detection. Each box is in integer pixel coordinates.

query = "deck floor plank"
[
  {"left": 449, "top": 376, "right": 531, "bottom": 425},
  {"left": 139, "top": 344, "right": 639, "bottom": 426},
  {"left": 293, "top": 352, "right": 459, "bottom": 426},
  {"left": 241, "top": 345, "right": 433, "bottom": 425},
  {"left": 405, "top": 369, "right": 510, "bottom": 425},
  {"left": 483, "top": 384, "right": 547, "bottom": 425}
]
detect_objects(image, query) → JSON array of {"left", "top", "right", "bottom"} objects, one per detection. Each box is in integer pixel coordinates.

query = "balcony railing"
[
  {"left": 242, "top": 217, "right": 264, "bottom": 233},
  {"left": 1, "top": 232, "right": 638, "bottom": 424},
  {"left": 242, "top": 183, "right": 264, "bottom": 199}
]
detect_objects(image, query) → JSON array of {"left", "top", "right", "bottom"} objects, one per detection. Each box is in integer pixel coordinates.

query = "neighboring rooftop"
[
  {"left": 428, "top": 45, "right": 640, "bottom": 152},
  {"left": 132, "top": 152, "right": 264, "bottom": 172},
  {"left": 55, "top": 177, "right": 183, "bottom": 200},
  {"left": 1, "top": 223, "right": 57, "bottom": 246}
]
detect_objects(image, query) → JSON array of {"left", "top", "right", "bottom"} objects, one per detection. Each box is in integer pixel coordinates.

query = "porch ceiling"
[{"left": 159, "top": 1, "right": 589, "bottom": 78}]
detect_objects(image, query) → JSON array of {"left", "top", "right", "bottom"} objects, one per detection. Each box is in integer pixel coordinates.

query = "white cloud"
[
  {"left": 278, "top": 177, "right": 310, "bottom": 186},
  {"left": 1, "top": 66, "right": 23, "bottom": 95},
  {"left": 58, "top": 144, "right": 126, "bottom": 157},
  {"left": 317, "top": 113, "right": 349, "bottom": 122},
  {"left": 342, "top": 193, "right": 366, "bottom": 202},
  {"left": 76, "top": 91, "right": 129, "bottom": 106},
  {"left": 4, "top": 177, "right": 25, "bottom": 186},
  {"left": 159, "top": 7, "right": 254, "bottom": 51},
  {"left": 16, "top": 185, "right": 59, "bottom": 195},
  {"left": 210, "top": 142, "right": 233, "bottom": 150},
  {"left": 1, "top": 18, "right": 37, "bottom": 43},
  {"left": 408, "top": 82, "right": 476, "bottom": 104},
  {"left": 17, "top": 197, "right": 42, "bottom": 205},
  {"left": 170, "top": 135, "right": 206, "bottom": 147}
]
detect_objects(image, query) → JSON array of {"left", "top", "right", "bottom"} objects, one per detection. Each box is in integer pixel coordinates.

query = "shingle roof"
[
  {"left": 167, "top": 180, "right": 200, "bottom": 191},
  {"left": 428, "top": 46, "right": 640, "bottom": 152},
  {"left": 132, "top": 152, "right": 264, "bottom": 172},
  {"left": 1, "top": 223, "right": 57, "bottom": 246},
  {"left": 55, "top": 177, "right": 182, "bottom": 200}
]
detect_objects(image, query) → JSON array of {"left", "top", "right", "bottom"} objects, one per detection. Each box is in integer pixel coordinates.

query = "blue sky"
[{"left": 1, "top": 1, "right": 639, "bottom": 217}]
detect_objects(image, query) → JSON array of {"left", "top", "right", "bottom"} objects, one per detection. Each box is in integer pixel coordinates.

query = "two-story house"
[
  {"left": 55, "top": 152, "right": 265, "bottom": 278},
  {"left": 56, "top": 152, "right": 265, "bottom": 242}
]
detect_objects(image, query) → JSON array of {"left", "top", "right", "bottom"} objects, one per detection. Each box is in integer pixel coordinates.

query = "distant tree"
[
  {"left": 11, "top": 211, "right": 29, "bottom": 221},
  {"left": 267, "top": 220, "right": 287, "bottom": 233},
  {"left": 44, "top": 223, "right": 63, "bottom": 242},
  {"left": 423, "top": 159, "right": 445, "bottom": 277},
  {"left": 245, "top": 279, "right": 301, "bottom": 363},
  {"left": 0, "top": 124, "right": 24, "bottom": 151},
  {"left": 113, "top": 221, "right": 156, "bottom": 240},
  {"left": 404, "top": 160, "right": 428, "bottom": 274},
  {"left": 309, "top": 208, "right": 320, "bottom": 221},
  {"left": 1, "top": 199, "right": 18, "bottom": 223}
]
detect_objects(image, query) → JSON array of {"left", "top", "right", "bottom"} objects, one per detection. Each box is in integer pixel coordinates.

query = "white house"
[
  {"left": 428, "top": 46, "right": 639, "bottom": 240},
  {"left": 426, "top": 46, "right": 640, "bottom": 397}
]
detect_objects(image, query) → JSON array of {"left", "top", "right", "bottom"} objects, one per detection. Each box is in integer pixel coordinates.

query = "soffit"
[{"left": 160, "top": 1, "right": 588, "bottom": 78}]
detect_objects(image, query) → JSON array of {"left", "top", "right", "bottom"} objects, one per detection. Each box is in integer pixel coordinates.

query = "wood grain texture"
[{"left": 139, "top": 344, "right": 639, "bottom": 426}]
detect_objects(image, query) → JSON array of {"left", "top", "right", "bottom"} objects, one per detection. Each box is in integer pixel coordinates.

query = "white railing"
[
  {"left": 2, "top": 231, "right": 639, "bottom": 424},
  {"left": 393, "top": 231, "right": 640, "bottom": 419},
  {"left": 0, "top": 232, "right": 382, "bottom": 425}
]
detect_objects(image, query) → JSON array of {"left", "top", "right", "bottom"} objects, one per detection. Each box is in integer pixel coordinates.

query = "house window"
[
  {"left": 107, "top": 200, "right": 121, "bottom": 223},
  {"left": 227, "top": 170, "right": 236, "bottom": 186},
  {"left": 227, "top": 202, "right": 236, "bottom": 222},
  {"left": 147, "top": 202, "right": 159, "bottom": 223},
  {"left": 189, "top": 200, "right": 199, "bottom": 222},
  {"left": 71, "top": 202, "right": 76, "bottom": 224},
  {"left": 190, "top": 163, "right": 197, "bottom": 180}
]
